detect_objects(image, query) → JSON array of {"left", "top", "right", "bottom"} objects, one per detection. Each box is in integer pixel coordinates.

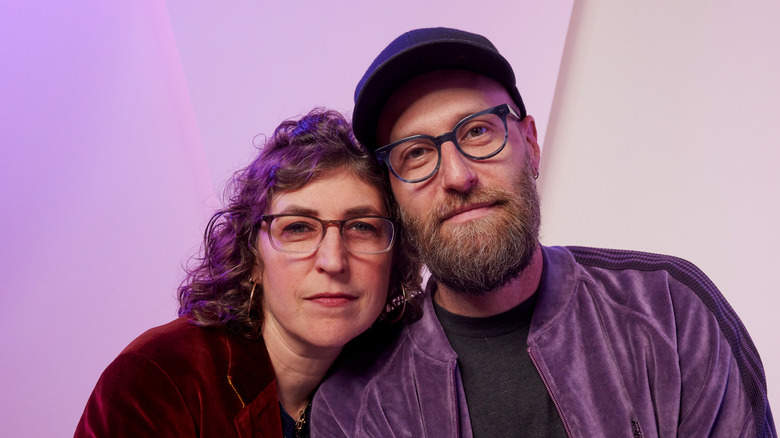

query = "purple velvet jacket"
[
  {"left": 313, "top": 246, "right": 775, "bottom": 437},
  {"left": 75, "top": 317, "right": 283, "bottom": 437}
]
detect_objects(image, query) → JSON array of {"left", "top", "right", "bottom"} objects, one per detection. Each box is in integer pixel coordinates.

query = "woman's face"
[{"left": 257, "top": 168, "right": 393, "bottom": 355}]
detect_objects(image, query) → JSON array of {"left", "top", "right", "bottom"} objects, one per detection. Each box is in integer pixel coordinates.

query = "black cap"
[{"left": 353, "top": 27, "right": 526, "bottom": 150}]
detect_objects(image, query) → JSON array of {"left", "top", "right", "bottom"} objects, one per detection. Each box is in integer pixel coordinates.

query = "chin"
[{"left": 303, "top": 323, "right": 369, "bottom": 350}]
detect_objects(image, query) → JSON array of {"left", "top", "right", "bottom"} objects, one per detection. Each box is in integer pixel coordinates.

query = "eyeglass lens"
[
  {"left": 387, "top": 110, "right": 507, "bottom": 182},
  {"left": 268, "top": 215, "right": 394, "bottom": 254}
]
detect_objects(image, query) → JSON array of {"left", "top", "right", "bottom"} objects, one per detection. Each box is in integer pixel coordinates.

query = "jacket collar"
[
  {"left": 529, "top": 246, "right": 581, "bottom": 336},
  {"left": 409, "top": 246, "right": 582, "bottom": 349},
  {"left": 406, "top": 281, "right": 459, "bottom": 362},
  {"left": 223, "top": 331, "right": 283, "bottom": 438}
]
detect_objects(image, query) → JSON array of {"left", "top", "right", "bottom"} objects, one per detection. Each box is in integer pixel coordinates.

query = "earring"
[
  {"left": 387, "top": 284, "right": 408, "bottom": 324},
  {"left": 533, "top": 168, "right": 540, "bottom": 180},
  {"left": 247, "top": 278, "right": 257, "bottom": 315}
]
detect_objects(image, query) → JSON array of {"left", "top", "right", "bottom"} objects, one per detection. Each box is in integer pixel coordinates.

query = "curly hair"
[{"left": 178, "top": 108, "right": 422, "bottom": 339}]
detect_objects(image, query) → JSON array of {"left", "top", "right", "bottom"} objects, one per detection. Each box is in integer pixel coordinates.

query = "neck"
[
  {"left": 262, "top": 323, "right": 341, "bottom": 416},
  {"left": 434, "top": 245, "right": 543, "bottom": 317}
]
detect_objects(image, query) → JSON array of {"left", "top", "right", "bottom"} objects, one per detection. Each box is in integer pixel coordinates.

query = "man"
[{"left": 313, "top": 27, "right": 775, "bottom": 437}]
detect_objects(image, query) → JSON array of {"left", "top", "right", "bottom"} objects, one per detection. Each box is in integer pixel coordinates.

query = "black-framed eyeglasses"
[
  {"left": 261, "top": 214, "right": 396, "bottom": 254},
  {"left": 375, "top": 103, "right": 522, "bottom": 183}
]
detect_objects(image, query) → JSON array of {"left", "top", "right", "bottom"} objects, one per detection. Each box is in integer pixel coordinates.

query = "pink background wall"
[{"left": 1, "top": 1, "right": 776, "bottom": 436}]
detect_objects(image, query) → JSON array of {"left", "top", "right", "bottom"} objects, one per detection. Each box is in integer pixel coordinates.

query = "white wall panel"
[{"left": 541, "top": 0, "right": 780, "bottom": 412}]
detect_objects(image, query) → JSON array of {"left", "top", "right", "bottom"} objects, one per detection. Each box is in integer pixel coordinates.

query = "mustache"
[{"left": 427, "top": 187, "right": 514, "bottom": 223}]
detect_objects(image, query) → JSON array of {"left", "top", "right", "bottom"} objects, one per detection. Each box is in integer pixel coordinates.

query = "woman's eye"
[
  {"left": 283, "top": 222, "right": 316, "bottom": 234},
  {"left": 346, "top": 221, "right": 377, "bottom": 234}
]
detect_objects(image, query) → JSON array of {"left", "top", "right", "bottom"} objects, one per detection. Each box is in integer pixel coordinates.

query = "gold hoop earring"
[
  {"left": 247, "top": 279, "right": 257, "bottom": 315},
  {"left": 387, "top": 284, "right": 408, "bottom": 324}
]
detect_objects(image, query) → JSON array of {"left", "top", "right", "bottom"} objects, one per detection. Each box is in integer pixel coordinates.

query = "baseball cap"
[{"left": 353, "top": 27, "right": 527, "bottom": 150}]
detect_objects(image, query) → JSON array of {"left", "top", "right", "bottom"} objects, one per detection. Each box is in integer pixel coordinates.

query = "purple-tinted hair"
[{"left": 178, "top": 108, "right": 421, "bottom": 338}]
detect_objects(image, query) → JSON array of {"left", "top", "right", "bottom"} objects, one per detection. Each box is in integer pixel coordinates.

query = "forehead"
[
  {"left": 268, "top": 168, "right": 387, "bottom": 216},
  {"left": 377, "top": 70, "right": 512, "bottom": 142}
]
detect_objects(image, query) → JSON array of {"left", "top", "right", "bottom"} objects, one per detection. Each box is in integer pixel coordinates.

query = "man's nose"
[{"left": 438, "top": 142, "right": 477, "bottom": 192}]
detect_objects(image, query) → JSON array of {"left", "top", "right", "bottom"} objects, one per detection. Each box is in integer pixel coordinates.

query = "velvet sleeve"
[
  {"left": 568, "top": 246, "right": 775, "bottom": 437},
  {"left": 671, "top": 274, "right": 776, "bottom": 438},
  {"left": 74, "top": 351, "right": 197, "bottom": 437}
]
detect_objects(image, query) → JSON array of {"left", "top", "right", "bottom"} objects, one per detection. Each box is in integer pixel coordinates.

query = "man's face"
[{"left": 377, "top": 70, "right": 542, "bottom": 295}]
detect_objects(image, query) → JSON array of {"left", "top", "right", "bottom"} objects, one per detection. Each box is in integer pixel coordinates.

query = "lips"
[
  {"left": 439, "top": 201, "right": 497, "bottom": 223},
  {"left": 305, "top": 293, "right": 357, "bottom": 307}
]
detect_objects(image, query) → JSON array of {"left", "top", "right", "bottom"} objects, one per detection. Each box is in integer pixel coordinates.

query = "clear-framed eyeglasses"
[
  {"left": 375, "top": 103, "right": 522, "bottom": 183},
  {"left": 261, "top": 214, "right": 396, "bottom": 254}
]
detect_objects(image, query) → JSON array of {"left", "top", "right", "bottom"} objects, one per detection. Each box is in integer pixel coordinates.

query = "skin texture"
[
  {"left": 254, "top": 168, "right": 393, "bottom": 416},
  {"left": 377, "top": 70, "right": 544, "bottom": 317}
]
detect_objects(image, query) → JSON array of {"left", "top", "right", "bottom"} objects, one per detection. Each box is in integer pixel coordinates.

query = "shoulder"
[
  {"left": 96, "top": 318, "right": 233, "bottom": 389},
  {"left": 545, "top": 246, "right": 756, "bottom": 374},
  {"left": 313, "top": 324, "right": 414, "bottom": 428},
  {"left": 548, "top": 246, "right": 737, "bottom": 353},
  {"left": 321, "top": 324, "right": 408, "bottom": 391},
  {"left": 117, "top": 317, "right": 273, "bottom": 390},
  {"left": 554, "top": 246, "right": 773, "bottom": 435},
  {"left": 318, "top": 293, "right": 453, "bottom": 398},
  {"left": 123, "top": 317, "right": 222, "bottom": 355},
  {"left": 75, "top": 318, "right": 229, "bottom": 436},
  {"left": 552, "top": 246, "right": 722, "bottom": 310},
  {"left": 77, "top": 318, "right": 276, "bottom": 436},
  {"left": 565, "top": 246, "right": 711, "bottom": 284},
  {"left": 103, "top": 317, "right": 226, "bottom": 379},
  {"left": 314, "top": 298, "right": 463, "bottom": 436}
]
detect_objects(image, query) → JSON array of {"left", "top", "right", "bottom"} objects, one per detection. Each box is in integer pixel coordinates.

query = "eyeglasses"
[
  {"left": 375, "top": 104, "right": 522, "bottom": 183},
  {"left": 261, "top": 214, "right": 396, "bottom": 254}
]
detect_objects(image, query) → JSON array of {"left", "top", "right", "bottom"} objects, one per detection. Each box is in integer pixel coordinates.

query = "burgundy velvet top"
[{"left": 75, "top": 317, "right": 283, "bottom": 437}]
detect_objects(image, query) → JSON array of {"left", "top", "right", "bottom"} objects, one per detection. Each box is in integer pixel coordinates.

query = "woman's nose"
[{"left": 314, "top": 227, "right": 348, "bottom": 274}]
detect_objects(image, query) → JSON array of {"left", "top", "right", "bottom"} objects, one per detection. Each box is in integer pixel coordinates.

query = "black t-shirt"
[{"left": 434, "top": 293, "right": 567, "bottom": 438}]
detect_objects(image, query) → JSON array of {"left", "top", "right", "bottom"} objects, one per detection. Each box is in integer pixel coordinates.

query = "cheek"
[
  {"left": 259, "top": 272, "right": 287, "bottom": 312},
  {"left": 361, "top": 257, "right": 393, "bottom": 307},
  {"left": 377, "top": 257, "right": 394, "bottom": 300},
  {"left": 390, "top": 179, "right": 426, "bottom": 218},
  {"left": 258, "top": 254, "right": 299, "bottom": 307}
]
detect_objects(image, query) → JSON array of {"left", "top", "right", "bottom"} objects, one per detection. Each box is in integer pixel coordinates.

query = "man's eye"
[
  {"left": 399, "top": 143, "right": 435, "bottom": 163},
  {"left": 464, "top": 125, "right": 490, "bottom": 139},
  {"left": 406, "top": 146, "right": 430, "bottom": 159}
]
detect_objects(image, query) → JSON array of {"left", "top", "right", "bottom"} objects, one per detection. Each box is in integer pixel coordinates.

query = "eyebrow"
[
  {"left": 273, "top": 205, "right": 386, "bottom": 217},
  {"left": 397, "top": 108, "right": 487, "bottom": 139}
]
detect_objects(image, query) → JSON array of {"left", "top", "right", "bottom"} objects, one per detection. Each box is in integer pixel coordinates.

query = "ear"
[
  {"left": 251, "top": 264, "right": 263, "bottom": 283},
  {"left": 250, "top": 260, "right": 263, "bottom": 283},
  {"left": 250, "top": 229, "right": 265, "bottom": 282},
  {"left": 520, "top": 115, "right": 542, "bottom": 169}
]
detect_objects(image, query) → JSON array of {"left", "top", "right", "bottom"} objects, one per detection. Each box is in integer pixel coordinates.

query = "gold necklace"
[{"left": 294, "top": 402, "right": 311, "bottom": 438}]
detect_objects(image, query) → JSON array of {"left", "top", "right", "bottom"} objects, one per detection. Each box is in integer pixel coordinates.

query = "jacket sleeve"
[
  {"left": 74, "top": 352, "right": 196, "bottom": 437},
  {"left": 670, "top": 272, "right": 776, "bottom": 438}
]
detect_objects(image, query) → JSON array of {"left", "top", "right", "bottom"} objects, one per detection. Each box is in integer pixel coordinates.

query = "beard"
[{"left": 400, "top": 161, "right": 541, "bottom": 296}]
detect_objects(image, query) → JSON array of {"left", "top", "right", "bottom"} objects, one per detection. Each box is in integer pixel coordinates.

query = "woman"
[{"left": 75, "top": 109, "right": 421, "bottom": 437}]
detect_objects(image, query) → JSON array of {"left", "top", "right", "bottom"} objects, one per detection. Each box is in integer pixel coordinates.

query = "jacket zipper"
[
  {"left": 528, "top": 346, "right": 573, "bottom": 438},
  {"left": 450, "top": 361, "right": 461, "bottom": 438}
]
